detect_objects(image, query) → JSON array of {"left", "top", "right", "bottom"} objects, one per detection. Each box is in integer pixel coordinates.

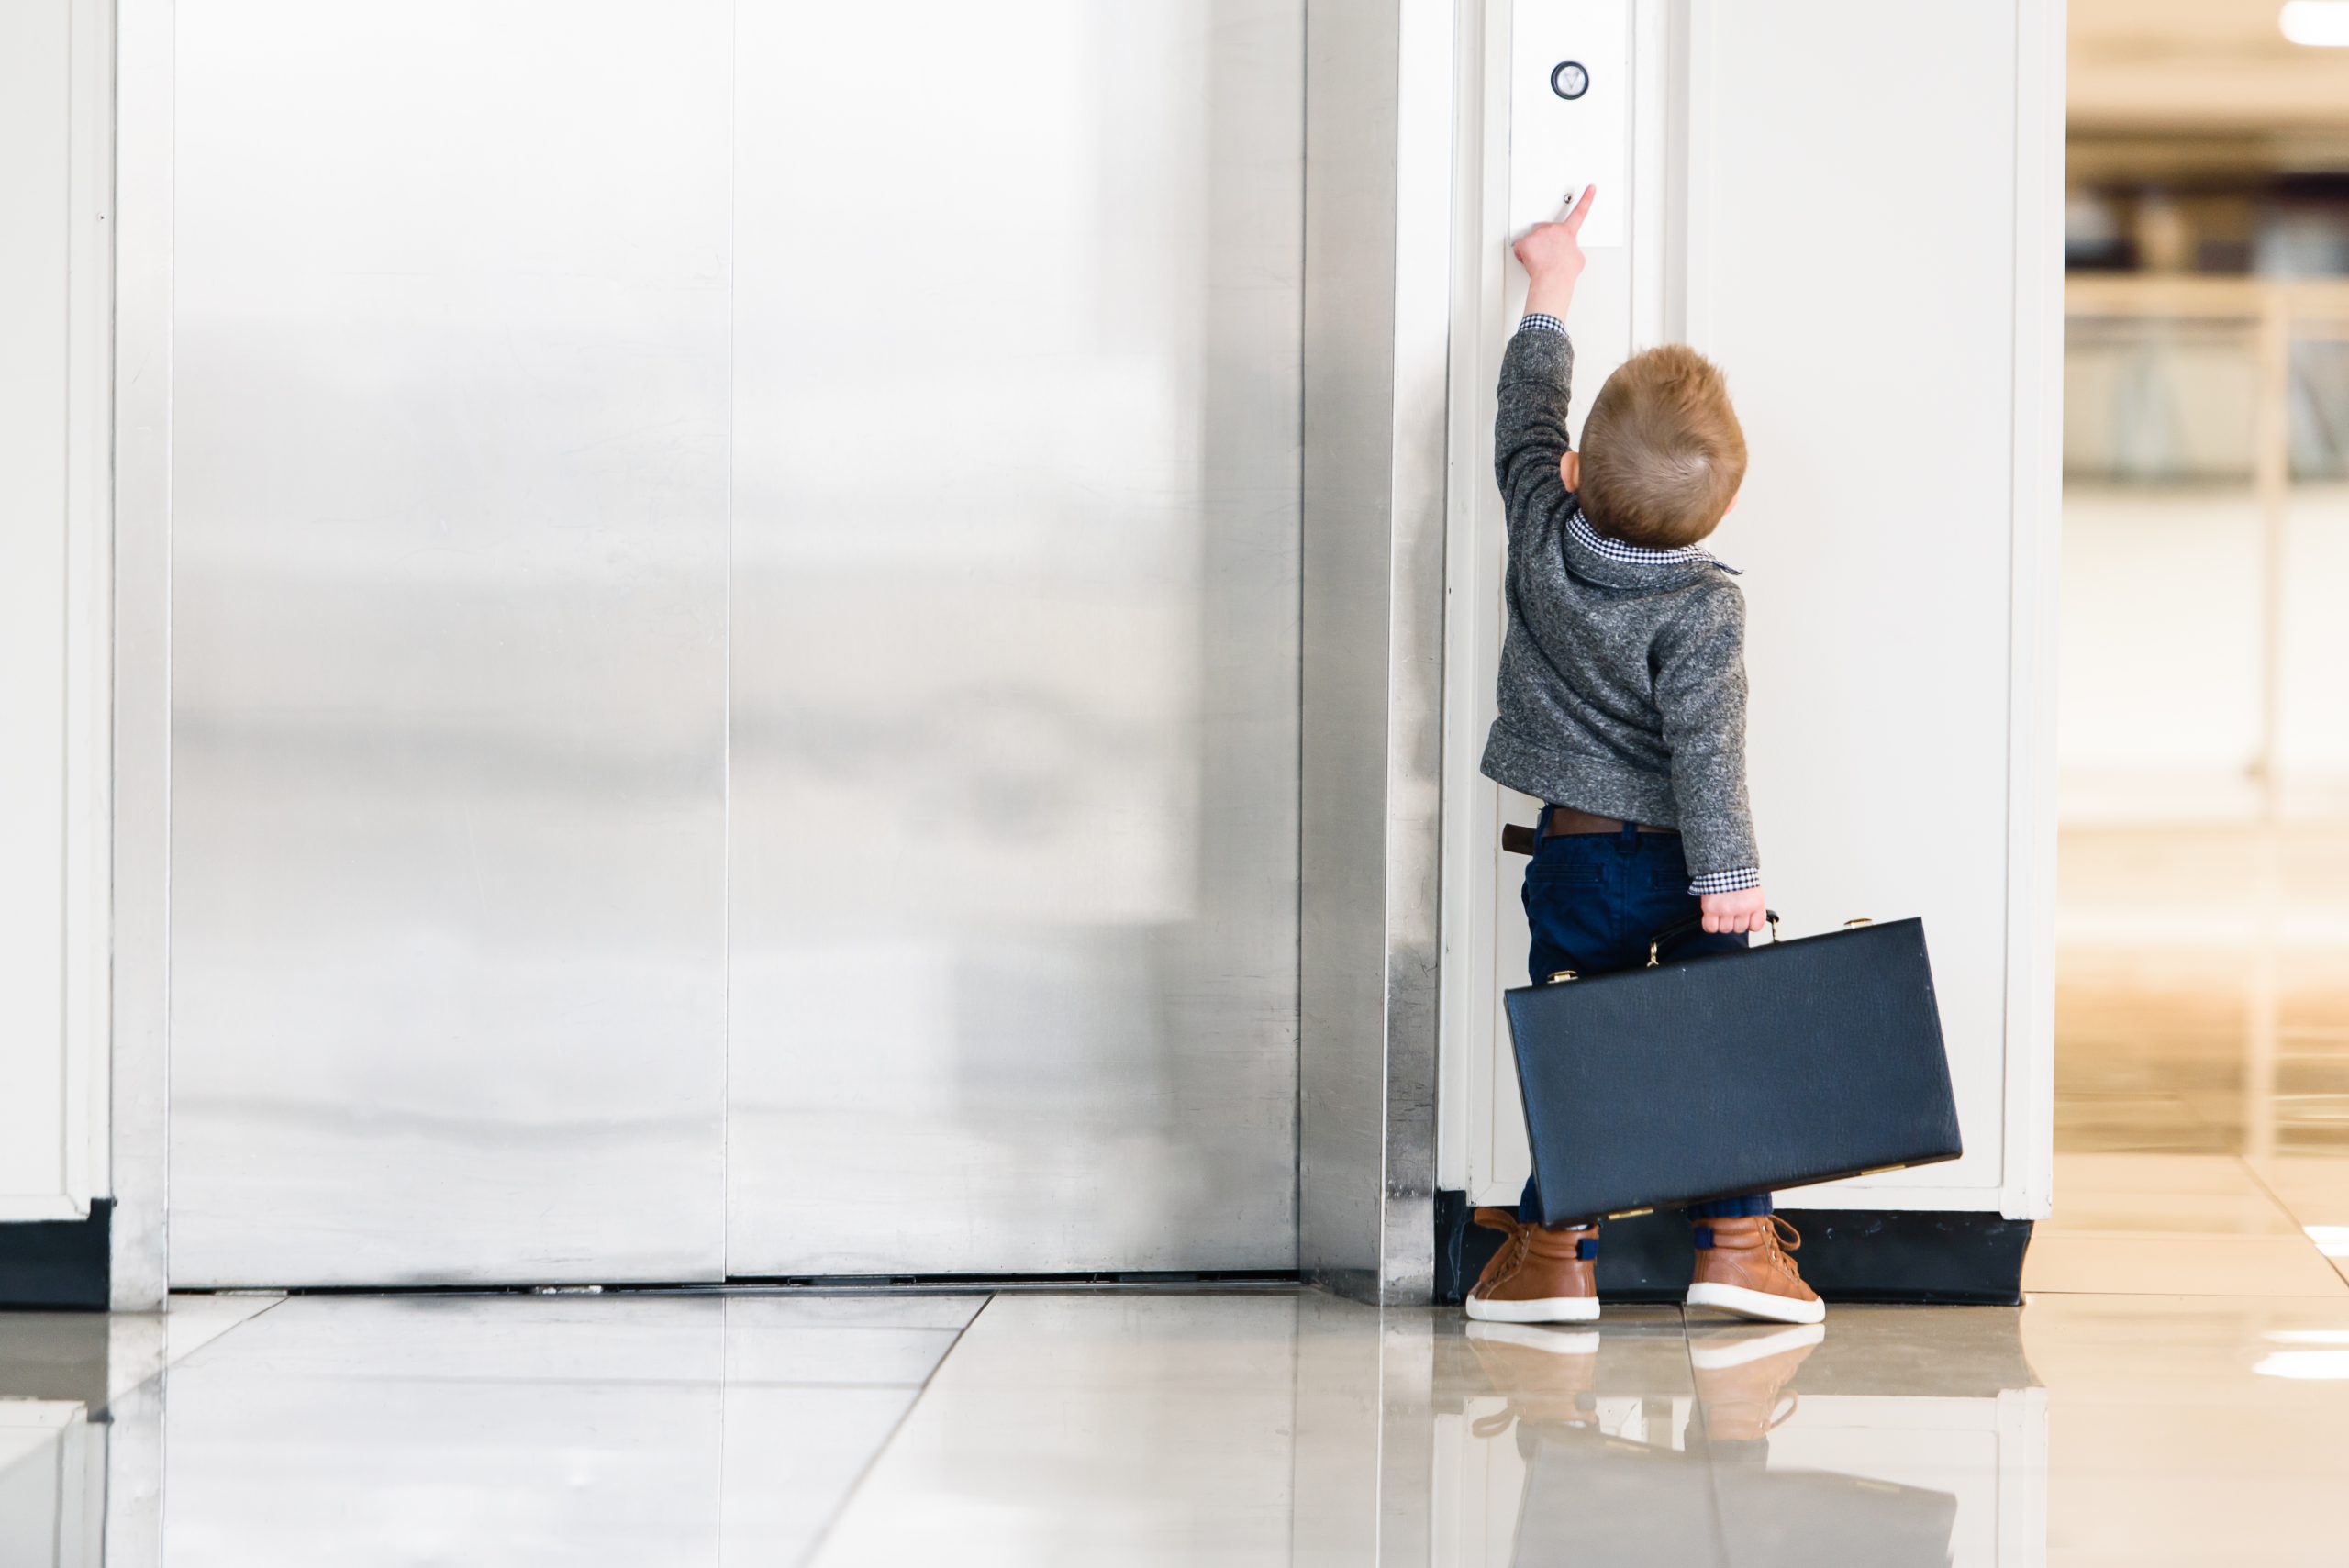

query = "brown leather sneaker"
[
  {"left": 1464, "top": 1207, "right": 1600, "bottom": 1323},
  {"left": 1687, "top": 1321, "right": 1825, "bottom": 1441},
  {"left": 1685, "top": 1214, "right": 1824, "bottom": 1325}
]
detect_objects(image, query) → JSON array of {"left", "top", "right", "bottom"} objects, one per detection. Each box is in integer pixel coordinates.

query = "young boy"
[{"left": 1465, "top": 189, "right": 1821, "bottom": 1328}]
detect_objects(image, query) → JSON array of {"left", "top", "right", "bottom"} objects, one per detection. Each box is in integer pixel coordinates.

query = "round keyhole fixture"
[{"left": 1551, "top": 60, "right": 1590, "bottom": 100}]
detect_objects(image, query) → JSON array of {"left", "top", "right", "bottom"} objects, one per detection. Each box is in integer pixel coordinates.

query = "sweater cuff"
[
  {"left": 1520, "top": 312, "right": 1568, "bottom": 337},
  {"left": 1688, "top": 866, "right": 1761, "bottom": 896}
]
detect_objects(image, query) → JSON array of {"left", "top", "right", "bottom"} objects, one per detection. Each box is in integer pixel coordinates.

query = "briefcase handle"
[{"left": 1647, "top": 910, "right": 1781, "bottom": 966}]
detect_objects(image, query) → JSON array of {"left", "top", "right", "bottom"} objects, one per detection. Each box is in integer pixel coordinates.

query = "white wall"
[
  {"left": 2059, "top": 484, "right": 2349, "bottom": 820},
  {"left": 0, "top": 0, "right": 111, "bottom": 1224},
  {"left": 1694, "top": 0, "right": 2058, "bottom": 1217},
  {"left": 1440, "top": 0, "right": 2062, "bottom": 1219}
]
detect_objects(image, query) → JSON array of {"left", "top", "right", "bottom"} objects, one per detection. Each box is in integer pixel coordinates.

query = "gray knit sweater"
[{"left": 1479, "top": 326, "right": 1759, "bottom": 880}]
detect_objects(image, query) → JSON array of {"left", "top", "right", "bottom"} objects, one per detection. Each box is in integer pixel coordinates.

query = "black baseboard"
[
  {"left": 1435, "top": 1190, "right": 2031, "bottom": 1307},
  {"left": 3, "top": 1195, "right": 2027, "bottom": 1312},
  {"left": 0, "top": 1199, "right": 112, "bottom": 1312}
]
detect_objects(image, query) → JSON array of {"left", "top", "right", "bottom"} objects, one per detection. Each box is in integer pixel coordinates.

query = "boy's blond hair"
[{"left": 1577, "top": 345, "right": 1746, "bottom": 550}]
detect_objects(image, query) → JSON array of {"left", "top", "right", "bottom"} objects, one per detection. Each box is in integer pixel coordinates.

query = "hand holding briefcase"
[{"left": 1502, "top": 915, "right": 1962, "bottom": 1228}]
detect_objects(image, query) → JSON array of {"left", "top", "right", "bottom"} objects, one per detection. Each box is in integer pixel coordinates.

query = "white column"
[{"left": 0, "top": 0, "right": 110, "bottom": 1229}]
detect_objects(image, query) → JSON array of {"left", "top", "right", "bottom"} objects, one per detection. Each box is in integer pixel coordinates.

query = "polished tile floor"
[
  {"left": 10, "top": 1284, "right": 2348, "bottom": 1564},
  {"left": 8, "top": 826, "right": 2349, "bottom": 1563},
  {"left": 2030, "top": 824, "right": 2349, "bottom": 1303}
]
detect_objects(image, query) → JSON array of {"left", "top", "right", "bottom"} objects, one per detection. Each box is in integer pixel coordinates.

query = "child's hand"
[
  {"left": 1513, "top": 185, "right": 1596, "bottom": 319},
  {"left": 1699, "top": 886, "right": 1770, "bottom": 936}
]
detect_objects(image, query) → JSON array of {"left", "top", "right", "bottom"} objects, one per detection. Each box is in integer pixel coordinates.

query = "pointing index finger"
[{"left": 1561, "top": 183, "right": 1597, "bottom": 235}]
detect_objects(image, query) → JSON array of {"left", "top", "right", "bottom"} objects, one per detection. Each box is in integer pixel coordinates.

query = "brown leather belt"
[
  {"left": 1545, "top": 806, "right": 1675, "bottom": 838},
  {"left": 1501, "top": 806, "right": 1677, "bottom": 855}
]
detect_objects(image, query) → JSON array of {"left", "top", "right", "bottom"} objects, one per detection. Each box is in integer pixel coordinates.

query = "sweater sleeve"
[
  {"left": 1493, "top": 323, "right": 1576, "bottom": 545},
  {"left": 1652, "top": 581, "right": 1761, "bottom": 880}
]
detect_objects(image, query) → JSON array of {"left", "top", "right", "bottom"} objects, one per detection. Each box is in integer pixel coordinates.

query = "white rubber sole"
[
  {"left": 1684, "top": 1281, "right": 1826, "bottom": 1325},
  {"left": 1464, "top": 1292, "right": 1601, "bottom": 1325},
  {"left": 1466, "top": 1322, "right": 1601, "bottom": 1355},
  {"left": 1687, "top": 1321, "right": 1826, "bottom": 1369}
]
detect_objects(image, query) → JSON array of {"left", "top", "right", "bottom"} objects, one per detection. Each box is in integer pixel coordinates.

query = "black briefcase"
[{"left": 1502, "top": 916, "right": 1961, "bottom": 1227}]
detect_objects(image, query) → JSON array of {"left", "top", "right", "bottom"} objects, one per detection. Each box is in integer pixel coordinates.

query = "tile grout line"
[
  {"left": 796, "top": 1293, "right": 997, "bottom": 1565},
  {"left": 90, "top": 1292, "right": 288, "bottom": 1423},
  {"left": 2235, "top": 1154, "right": 2349, "bottom": 1290}
]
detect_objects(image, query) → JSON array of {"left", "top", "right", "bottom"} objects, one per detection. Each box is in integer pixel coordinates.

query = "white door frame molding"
[
  {"left": 1998, "top": 0, "right": 2066, "bottom": 1224},
  {"left": 0, "top": 0, "right": 116, "bottom": 1231}
]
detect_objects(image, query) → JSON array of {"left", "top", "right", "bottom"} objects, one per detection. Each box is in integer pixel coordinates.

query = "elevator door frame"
[{"left": 108, "top": 0, "right": 1382, "bottom": 1300}]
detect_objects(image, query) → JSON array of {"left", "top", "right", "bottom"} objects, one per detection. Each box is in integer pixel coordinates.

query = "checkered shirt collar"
[{"left": 1567, "top": 508, "right": 1736, "bottom": 575}]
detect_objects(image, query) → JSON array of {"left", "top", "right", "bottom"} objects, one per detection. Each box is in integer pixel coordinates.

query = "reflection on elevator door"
[{"left": 163, "top": 0, "right": 1306, "bottom": 1286}]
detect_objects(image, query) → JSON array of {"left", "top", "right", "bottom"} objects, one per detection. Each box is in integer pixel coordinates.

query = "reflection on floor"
[
  {"left": 6, "top": 1284, "right": 2347, "bottom": 1564},
  {"left": 6, "top": 1290, "right": 2043, "bottom": 1566},
  {"left": 10, "top": 823, "right": 2349, "bottom": 1562},
  {"left": 164, "top": 1293, "right": 978, "bottom": 1565},
  {"left": 814, "top": 1293, "right": 2042, "bottom": 1567},
  {"left": 2031, "top": 825, "right": 2349, "bottom": 1300}
]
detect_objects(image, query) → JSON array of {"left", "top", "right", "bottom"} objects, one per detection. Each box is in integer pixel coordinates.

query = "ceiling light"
[{"left": 2281, "top": 1, "right": 2349, "bottom": 46}]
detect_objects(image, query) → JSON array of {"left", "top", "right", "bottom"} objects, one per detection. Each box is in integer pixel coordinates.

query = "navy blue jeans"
[{"left": 1517, "top": 817, "right": 1772, "bottom": 1228}]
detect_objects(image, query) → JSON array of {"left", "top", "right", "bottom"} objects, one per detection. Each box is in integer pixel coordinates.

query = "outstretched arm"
[{"left": 1494, "top": 186, "right": 1598, "bottom": 527}]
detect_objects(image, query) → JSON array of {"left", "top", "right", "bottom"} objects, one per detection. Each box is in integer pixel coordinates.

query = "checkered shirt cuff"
[
  {"left": 1520, "top": 313, "right": 1567, "bottom": 337},
  {"left": 1687, "top": 867, "right": 1762, "bottom": 896}
]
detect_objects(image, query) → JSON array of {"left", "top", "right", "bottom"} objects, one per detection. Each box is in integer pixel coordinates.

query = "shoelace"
[
  {"left": 1765, "top": 1215, "right": 1803, "bottom": 1278},
  {"left": 1471, "top": 1401, "right": 1602, "bottom": 1441},
  {"left": 1475, "top": 1207, "right": 1601, "bottom": 1273},
  {"left": 1473, "top": 1207, "right": 1532, "bottom": 1283},
  {"left": 1471, "top": 1409, "right": 1518, "bottom": 1440},
  {"left": 1475, "top": 1211, "right": 1531, "bottom": 1276}
]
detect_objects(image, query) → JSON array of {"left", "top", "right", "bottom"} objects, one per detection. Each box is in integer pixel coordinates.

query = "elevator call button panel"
[{"left": 1511, "top": 1, "right": 1629, "bottom": 249}]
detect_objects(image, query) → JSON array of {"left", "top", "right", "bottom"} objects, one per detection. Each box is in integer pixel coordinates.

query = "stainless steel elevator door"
[
  {"left": 724, "top": 0, "right": 1304, "bottom": 1273},
  {"left": 168, "top": 1, "right": 734, "bottom": 1284}
]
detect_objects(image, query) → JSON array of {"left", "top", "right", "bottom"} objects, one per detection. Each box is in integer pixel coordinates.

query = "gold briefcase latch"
[
  {"left": 1842, "top": 917, "right": 1874, "bottom": 929},
  {"left": 1547, "top": 969, "right": 1579, "bottom": 984}
]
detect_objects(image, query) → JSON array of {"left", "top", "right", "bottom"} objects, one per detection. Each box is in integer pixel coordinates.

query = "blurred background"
[{"left": 2049, "top": 0, "right": 2349, "bottom": 1274}]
